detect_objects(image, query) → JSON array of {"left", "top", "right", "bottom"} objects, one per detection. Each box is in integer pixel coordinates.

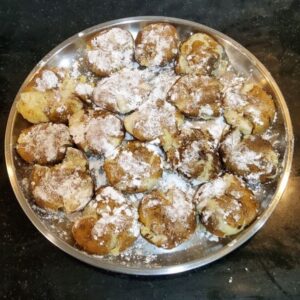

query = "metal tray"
[{"left": 5, "top": 16, "right": 294, "bottom": 275}]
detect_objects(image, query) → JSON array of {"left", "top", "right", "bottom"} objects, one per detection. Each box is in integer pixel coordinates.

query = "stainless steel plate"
[{"left": 5, "top": 16, "right": 294, "bottom": 275}]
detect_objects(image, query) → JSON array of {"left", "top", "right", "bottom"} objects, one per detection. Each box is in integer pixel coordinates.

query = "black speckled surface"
[{"left": 1, "top": 0, "right": 300, "bottom": 299}]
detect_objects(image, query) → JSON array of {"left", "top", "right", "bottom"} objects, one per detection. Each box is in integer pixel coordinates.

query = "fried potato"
[
  {"left": 31, "top": 148, "right": 93, "bottom": 213},
  {"left": 161, "top": 126, "right": 221, "bottom": 182},
  {"left": 86, "top": 27, "right": 134, "bottom": 76},
  {"left": 194, "top": 173, "right": 259, "bottom": 237},
  {"left": 72, "top": 186, "right": 139, "bottom": 255},
  {"left": 224, "top": 84, "right": 276, "bottom": 135},
  {"left": 220, "top": 129, "right": 279, "bottom": 183},
  {"left": 167, "top": 74, "right": 222, "bottom": 119},
  {"left": 16, "top": 122, "right": 72, "bottom": 164},
  {"left": 139, "top": 188, "right": 196, "bottom": 249},
  {"left": 69, "top": 109, "right": 124, "bottom": 156},
  {"left": 92, "top": 69, "right": 151, "bottom": 113},
  {"left": 124, "top": 98, "right": 184, "bottom": 142},
  {"left": 16, "top": 69, "right": 83, "bottom": 124},
  {"left": 103, "top": 141, "right": 163, "bottom": 193},
  {"left": 135, "top": 23, "right": 179, "bottom": 67},
  {"left": 176, "top": 33, "right": 223, "bottom": 75}
]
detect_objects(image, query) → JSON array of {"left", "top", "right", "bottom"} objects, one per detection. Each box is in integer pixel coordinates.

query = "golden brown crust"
[
  {"left": 175, "top": 33, "right": 223, "bottom": 75},
  {"left": 139, "top": 188, "right": 196, "bottom": 249},
  {"left": 72, "top": 186, "right": 139, "bottom": 255},
  {"left": 246, "top": 85, "right": 276, "bottom": 134},
  {"left": 16, "top": 123, "right": 72, "bottom": 165},
  {"left": 162, "top": 127, "right": 221, "bottom": 181},
  {"left": 167, "top": 75, "right": 222, "bottom": 119},
  {"left": 220, "top": 130, "right": 279, "bottom": 183},
  {"left": 224, "top": 84, "right": 276, "bottom": 135},
  {"left": 16, "top": 68, "right": 83, "bottom": 124},
  {"left": 30, "top": 148, "right": 93, "bottom": 213},
  {"left": 103, "top": 141, "right": 163, "bottom": 193},
  {"left": 72, "top": 217, "right": 105, "bottom": 254},
  {"left": 194, "top": 174, "right": 259, "bottom": 237},
  {"left": 135, "top": 23, "right": 179, "bottom": 67}
]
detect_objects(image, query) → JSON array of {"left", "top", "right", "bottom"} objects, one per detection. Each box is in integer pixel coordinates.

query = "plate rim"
[{"left": 5, "top": 16, "right": 294, "bottom": 276}]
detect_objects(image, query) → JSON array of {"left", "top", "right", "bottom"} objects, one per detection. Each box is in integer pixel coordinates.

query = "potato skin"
[
  {"left": 72, "top": 217, "right": 106, "bottom": 254},
  {"left": 246, "top": 85, "right": 276, "bottom": 134}
]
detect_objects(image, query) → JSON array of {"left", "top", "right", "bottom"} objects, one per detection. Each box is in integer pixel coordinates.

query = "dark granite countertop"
[{"left": 1, "top": 0, "right": 299, "bottom": 299}]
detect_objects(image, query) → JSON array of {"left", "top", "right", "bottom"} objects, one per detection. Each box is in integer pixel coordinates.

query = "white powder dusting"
[
  {"left": 93, "top": 68, "right": 151, "bottom": 113},
  {"left": 88, "top": 156, "right": 107, "bottom": 189},
  {"left": 75, "top": 83, "right": 94, "bottom": 98},
  {"left": 118, "top": 150, "right": 151, "bottom": 185},
  {"left": 145, "top": 143, "right": 165, "bottom": 159},
  {"left": 87, "top": 28, "right": 134, "bottom": 74},
  {"left": 136, "top": 24, "right": 178, "bottom": 66},
  {"left": 195, "top": 177, "right": 228, "bottom": 207},
  {"left": 133, "top": 98, "right": 178, "bottom": 141},
  {"left": 232, "top": 147, "right": 262, "bottom": 171},
  {"left": 124, "top": 132, "right": 135, "bottom": 141},
  {"left": 69, "top": 120, "right": 85, "bottom": 145},
  {"left": 186, "top": 117, "right": 229, "bottom": 148},
  {"left": 70, "top": 60, "right": 81, "bottom": 79},
  {"left": 96, "top": 186, "right": 126, "bottom": 204},
  {"left": 196, "top": 227, "right": 220, "bottom": 242},
  {"left": 36, "top": 70, "right": 59, "bottom": 91},
  {"left": 222, "top": 130, "right": 264, "bottom": 171},
  {"left": 224, "top": 90, "right": 247, "bottom": 107},
  {"left": 32, "top": 168, "right": 93, "bottom": 213},
  {"left": 147, "top": 69, "right": 179, "bottom": 102},
  {"left": 18, "top": 123, "right": 71, "bottom": 163},
  {"left": 70, "top": 111, "right": 123, "bottom": 157},
  {"left": 245, "top": 106, "right": 264, "bottom": 125},
  {"left": 157, "top": 171, "right": 196, "bottom": 205},
  {"left": 180, "top": 140, "right": 204, "bottom": 176},
  {"left": 85, "top": 114, "right": 123, "bottom": 156},
  {"left": 199, "top": 104, "right": 213, "bottom": 117},
  {"left": 164, "top": 188, "right": 194, "bottom": 223},
  {"left": 92, "top": 187, "right": 140, "bottom": 239}
]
